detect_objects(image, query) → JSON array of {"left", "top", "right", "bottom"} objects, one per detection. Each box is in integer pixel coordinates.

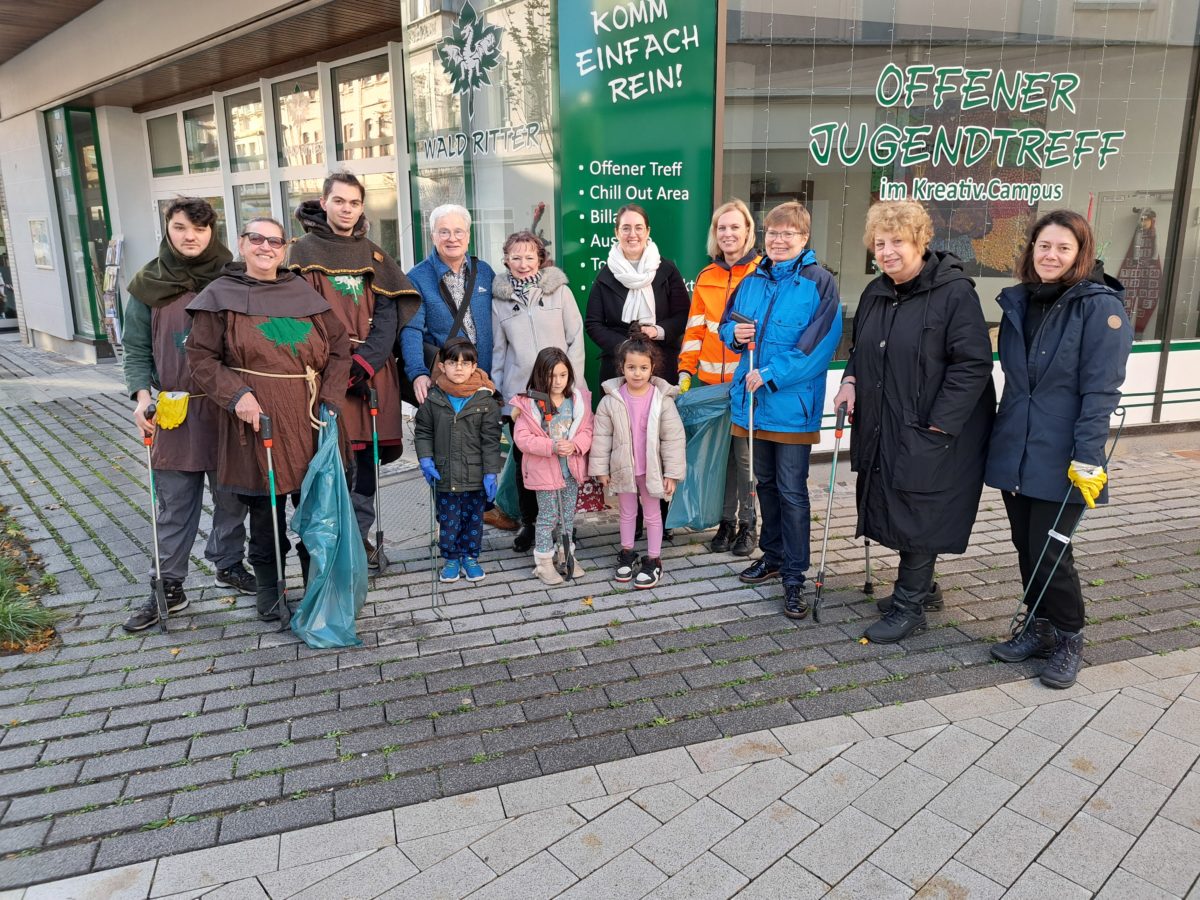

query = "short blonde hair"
[
  {"left": 706, "top": 199, "right": 756, "bottom": 260},
  {"left": 764, "top": 201, "right": 811, "bottom": 235},
  {"left": 863, "top": 200, "right": 933, "bottom": 253}
]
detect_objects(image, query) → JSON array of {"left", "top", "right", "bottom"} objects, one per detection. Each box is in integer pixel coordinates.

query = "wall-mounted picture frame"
[{"left": 29, "top": 218, "right": 53, "bottom": 270}]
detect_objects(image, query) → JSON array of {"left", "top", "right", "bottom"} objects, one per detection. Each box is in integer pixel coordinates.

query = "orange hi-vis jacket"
[{"left": 677, "top": 252, "right": 761, "bottom": 384}]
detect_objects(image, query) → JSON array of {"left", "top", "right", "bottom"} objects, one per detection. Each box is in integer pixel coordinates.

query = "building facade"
[{"left": 1, "top": 0, "right": 1197, "bottom": 425}]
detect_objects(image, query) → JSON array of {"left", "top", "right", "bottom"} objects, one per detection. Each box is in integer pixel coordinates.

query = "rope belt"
[{"left": 231, "top": 365, "right": 324, "bottom": 429}]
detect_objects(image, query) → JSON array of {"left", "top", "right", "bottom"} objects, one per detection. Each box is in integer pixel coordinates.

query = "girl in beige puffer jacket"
[{"left": 589, "top": 333, "right": 686, "bottom": 589}]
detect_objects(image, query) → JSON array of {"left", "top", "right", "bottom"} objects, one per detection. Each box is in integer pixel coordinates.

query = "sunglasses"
[{"left": 242, "top": 232, "right": 286, "bottom": 249}]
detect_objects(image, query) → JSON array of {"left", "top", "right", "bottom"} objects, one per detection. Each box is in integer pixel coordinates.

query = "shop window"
[
  {"left": 723, "top": 0, "right": 1200, "bottom": 345},
  {"left": 362, "top": 172, "right": 399, "bottom": 259},
  {"left": 183, "top": 105, "right": 220, "bottom": 173},
  {"left": 334, "top": 56, "right": 394, "bottom": 160},
  {"left": 275, "top": 75, "right": 323, "bottom": 168},
  {"left": 282, "top": 178, "right": 324, "bottom": 242},
  {"left": 225, "top": 88, "right": 266, "bottom": 172},
  {"left": 233, "top": 183, "right": 272, "bottom": 236},
  {"left": 147, "top": 114, "right": 183, "bottom": 177}
]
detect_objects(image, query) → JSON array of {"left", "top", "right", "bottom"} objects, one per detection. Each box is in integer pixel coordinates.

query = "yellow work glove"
[
  {"left": 1067, "top": 461, "right": 1107, "bottom": 509},
  {"left": 155, "top": 391, "right": 190, "bottom": 430},
  {"left": 678, "top": 373, "right": 692, "bottom": 393}
]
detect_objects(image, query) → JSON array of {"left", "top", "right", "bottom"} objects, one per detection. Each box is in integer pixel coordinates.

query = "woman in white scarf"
[{"left": 585, "top": 204, "right": 690, "bottom": 385}]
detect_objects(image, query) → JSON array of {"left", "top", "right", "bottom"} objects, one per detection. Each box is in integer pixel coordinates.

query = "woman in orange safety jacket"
[{"left": 677, "top": 198, "right": 761, "bottom": 556}]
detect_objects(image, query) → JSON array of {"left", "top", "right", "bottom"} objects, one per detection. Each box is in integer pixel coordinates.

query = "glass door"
[{"left": 45, "top": 107, "right": 113, "bottom": 348}]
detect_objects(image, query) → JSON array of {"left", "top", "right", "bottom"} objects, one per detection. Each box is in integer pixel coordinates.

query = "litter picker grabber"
[
  {"left": 863, "top": 539, "right": 875, "bottom": 596},
  {"left": 1008, "top": 406, "right": 1127, "bottom": 638},
  {"left": 528, "top": 390, "right": 575, "bottom": 582},
  {"left": 141, "top": 402, "right": 170, "bottom": 633},
  {"left": 259, "top": 414, "right": 291, "bottom": 631},
  {"left": 813, "top": 402, "right": 848, "bottom": 623},
  {"left": 729, "top": 311, "right": 757, "bottom": 497},
  {"left": 367, "top": 387, "right": 388, "bottom": 575}
]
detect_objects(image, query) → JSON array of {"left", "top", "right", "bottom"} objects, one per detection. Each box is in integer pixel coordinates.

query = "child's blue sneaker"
[
  {"left": 462, "top": 557, "right": 485, "bottom": 582},
  {"left": 439, "top": 559, "right": 461, "bottom": 583}
]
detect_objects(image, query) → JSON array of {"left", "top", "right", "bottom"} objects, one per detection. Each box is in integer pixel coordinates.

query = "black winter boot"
[
  {"left": 991, "top": 617, "right": 1057, "bottom": 663},
  {"left": 512, "top": 525, "right": 536, "bottom": 553},
  {"left": 1040, "top": 628, "right": 1085, "bottom": 689},
  {"left": 296, "top": 544, "right": 311, "bottom": 590},
  {"left": 876, "top": 581, "right": 944, "bottom": 614},
  {"left": 864, "top": 596, "right": 927, "bottom": 644},
  {"left": 709, "top": 521, "right": 736, "bottom": 553},
  {"left": 731, "top": 523, "right": 758, "bottom": 557},
  {"left": 783, "top": 582, "right": 811, "bottom": 620},
  {"left": 254, "top": 564, "right": 281, "bottom": 621}
]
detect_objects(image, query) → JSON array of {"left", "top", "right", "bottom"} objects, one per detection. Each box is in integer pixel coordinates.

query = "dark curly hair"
[{"left": 615, "top": 323, "right": 660, "bottom": 374}]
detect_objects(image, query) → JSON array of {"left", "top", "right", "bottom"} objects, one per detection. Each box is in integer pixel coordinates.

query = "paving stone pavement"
[
  {"left": 10, "top": 648, "right": 1200, "bottom": 898},
  {"left": 0, "top": 337, "right": 1199, "bottom": 892}
]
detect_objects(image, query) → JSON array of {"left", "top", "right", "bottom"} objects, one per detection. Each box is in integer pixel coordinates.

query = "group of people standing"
[{"left": 123, "top": 178, "right": 1131, "bottom": 691}]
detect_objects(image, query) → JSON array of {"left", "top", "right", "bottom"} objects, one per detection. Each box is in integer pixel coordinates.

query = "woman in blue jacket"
[
  {"left": 719, "top": 202, "right": 842, "bottom": 620},
  {"left": 986, "top": 209, "right": 1132, "bottom": 689}
]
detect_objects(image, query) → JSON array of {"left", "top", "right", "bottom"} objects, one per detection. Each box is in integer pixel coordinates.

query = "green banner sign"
[{"left": 555, "top": 0, "right": 717, "bottom": 388}]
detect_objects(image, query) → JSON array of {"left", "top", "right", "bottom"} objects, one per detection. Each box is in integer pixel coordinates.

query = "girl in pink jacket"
[{"left": 511, "top": 348, "right": 594, "bottom": 585}]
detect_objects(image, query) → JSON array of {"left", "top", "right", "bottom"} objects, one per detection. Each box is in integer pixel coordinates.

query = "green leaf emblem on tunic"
[
  {"left": 257, "top": 317, "right": 312, "bottom": 357},
  {"left": 330, "top": 275, "right": 364, "bottom": 304}
]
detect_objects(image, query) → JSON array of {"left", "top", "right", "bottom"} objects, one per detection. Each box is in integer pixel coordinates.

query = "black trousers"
[
  {"left": 1003, "top": 492, "right": 1085, "bottom": 632},
  {"left": 893, "top": 551, "right": 937, "bottom": 608},
  {"left": 239, "top": 493, "right": 301, "bottom": 571},
  {"left": 508, "top": 438, "right": 539, "bottom": 527}
]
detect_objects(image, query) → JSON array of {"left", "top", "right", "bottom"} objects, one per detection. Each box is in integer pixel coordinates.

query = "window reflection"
[
  {"left": 274, "top": 75, "right": 324, "bottom": 167},
  {"left": 334, "top": 56, "right": 393, "bottom": 160},
  {"left": 147, "top": 115, "right": 182, "bottom": 177},
  {"left": 283, "top": 179, "right": 324, "bottom": 242},
  {"left": 225, "top": 88, "right": 266, "bottom": 172},
  {"left": 183, "top": 106, "right": 220, "bottom": 173},
  {"left": 233, "top": 183, "right": 272, "bottom": 237},
  {"left": 362, "top": 172, "right": 399, "bottom": 259}
]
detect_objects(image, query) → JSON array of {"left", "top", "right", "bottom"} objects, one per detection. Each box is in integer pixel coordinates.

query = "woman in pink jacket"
[{"left": 511, "top": 348, "right": 594, "bottom": 585}]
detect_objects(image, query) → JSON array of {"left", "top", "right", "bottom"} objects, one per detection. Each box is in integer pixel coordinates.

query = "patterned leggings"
[
  {"left": 534, "top": 474, "right": 579, "bottom": 554},
  {"left": 436, "top": 489, "right": 486, "bottom": 560}
]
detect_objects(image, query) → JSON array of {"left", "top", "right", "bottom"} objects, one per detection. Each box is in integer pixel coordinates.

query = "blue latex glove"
[
  {"left": 418, "top": 457, "right": 441, "bottom": 486},
  {"left": 483, "top": 473, "right": 498, "bottom": 503}
]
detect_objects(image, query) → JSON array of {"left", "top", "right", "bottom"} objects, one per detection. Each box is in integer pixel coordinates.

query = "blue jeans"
[{"left": 754, "top": 440, "right": 811, "bottom": 586}]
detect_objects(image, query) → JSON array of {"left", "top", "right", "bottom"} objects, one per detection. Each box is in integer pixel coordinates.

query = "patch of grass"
[
  {"left": 1089, "top": 578, "right": 1106, "bottom": 587},
  {"left": 471, "top": 752, "right": 503, "bottom": 764},
  {"left": 0, "top": 539, "right": 64, "bottom": 651}
]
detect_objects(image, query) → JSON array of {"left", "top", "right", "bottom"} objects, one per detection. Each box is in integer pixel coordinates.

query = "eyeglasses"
[
  {"left": 442, "top": 358, "right": 475, "bottom": 368},
  {"left": 765, "top": 230, "right": 805, "bottom": 241},
  {"left": 435, "top": 229, "right": 469, "bottom": 240},
  {"left": 241, "top": 232, "right": 285, "bottom": 249}
]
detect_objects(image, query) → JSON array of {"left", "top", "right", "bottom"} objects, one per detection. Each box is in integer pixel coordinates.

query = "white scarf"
[{"left": 607, "top": 238, "right": 661, "bottom": 326}]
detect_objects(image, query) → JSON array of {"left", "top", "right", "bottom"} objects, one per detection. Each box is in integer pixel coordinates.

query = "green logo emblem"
[
  {"left": 436, "top": 1, "right": 502, "bottom": 122},
  {"left": 257, "top": 317, "right": 312, "bottom": 357},
  {"left": 330, "top": 275, "right": 365, "bottom": 304}
]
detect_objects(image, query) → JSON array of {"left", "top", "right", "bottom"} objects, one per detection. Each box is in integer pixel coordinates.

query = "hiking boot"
[
  {"left": 485, "top": 507, "right": 519, "bottom": 531},
  {"left": 462, "top": 557, "right": 485, "bottom": 582},
  {"left": 215, "top": 563, "right": 256, "bottom": 596},
  {"left": 876, "top": 581, "right": 944, "bottom": 614},
  {"left": 512, "top": 524, "right": 536, "bottom": 553},
  {"left": 122, "top": 581, "right": 188, "bottom": 632},
  {"left": 991, "top": 616, "right": 1057, "bottom": 663},
  {"left": 739, "top": 557, "right": 781, "bottom": 585},
  {"left": 439, "top": 559, "right": 462, "bottom": 583},
  {"left": 253, "top": 565, "right": 281, "bottom": 621},
  {"left": 533, "top": 550, "right": 564, "bottom": 586},
  {"left": 783, "top": 582, "right": 811, "bottom": 620},
  {"left": 709, "top": 520, "right": 736, "bottom": 553},
  {"left": 614, "top": 548, "right": 639, "bottom": 583},
  {"left": 864, "top": 597, "right": 927, "bottom": 644},
  {"left": 364, "top": 538, "right": 388, "bottom": 574},
  {"left": 634, "top": 556, "right": 663, "bottom": 589},
  {"left": 731, "top": 523, "right": 758, "bottom": 557},
  {"left": 1040, "top": 628, "right": 1085, "bottom": 689}
]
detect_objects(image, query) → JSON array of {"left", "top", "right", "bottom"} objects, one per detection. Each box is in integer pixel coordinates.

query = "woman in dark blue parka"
[{"left": 986, "top": 209, "right": 1132, "bottom": 690}]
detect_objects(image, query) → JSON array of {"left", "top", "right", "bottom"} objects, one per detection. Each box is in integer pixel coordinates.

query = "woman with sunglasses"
[{"left": 188, "top": 217, "right": 351, "bottom": 620}]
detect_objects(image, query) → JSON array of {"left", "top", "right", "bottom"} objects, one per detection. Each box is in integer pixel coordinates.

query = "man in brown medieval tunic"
[
  {"left": 121, "top": 198, "right": 252, "bottom": 633},
  {"left": 287, "top": 172, "right": 421, "bottom": 574},
  {"left": 187, "top": 216, "right": 351, "bottom": 620}
]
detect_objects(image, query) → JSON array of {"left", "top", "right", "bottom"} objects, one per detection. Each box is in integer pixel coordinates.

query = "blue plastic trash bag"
[
  {"left": 665, "top": 381, "right": 732, "bottom": 530},
  {"left": 495, "top": 422, "right": 521, "bottom": 521},
  {"left": 291, "top": 406, "right": 367, "bottom": 648}
]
